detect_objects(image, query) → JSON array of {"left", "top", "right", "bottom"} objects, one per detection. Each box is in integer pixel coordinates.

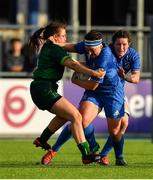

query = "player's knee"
[
  {"left": 82, "top": 120, "right": 89, "bottom": 129},
  {"left": 120, "top": 118, "right": 128, "bottom": 134},
  {"left": 120, "top": 124, "right": 128, "bottom": 134},
  {"left": 73, "top": 111, "right": 82, "bottom": 123},
  {"left": 109, "top": 128, "right": 121, "bottom": 141}
]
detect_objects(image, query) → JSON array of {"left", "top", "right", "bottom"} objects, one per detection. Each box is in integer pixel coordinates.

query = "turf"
[{"left": 0, "top": 138, "right": 153, "bottom": 179}]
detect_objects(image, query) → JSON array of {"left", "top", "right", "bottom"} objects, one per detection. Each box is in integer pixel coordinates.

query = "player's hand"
[
  {"left": 118, "top": 67, "right": 126, "bottom": 79},
  {"left": 94, "top": 68, "right": 106, "bottom": 78}
]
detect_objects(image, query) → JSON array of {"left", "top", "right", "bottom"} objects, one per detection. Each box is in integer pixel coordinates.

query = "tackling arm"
[
  {"left": 63, "top": 58, "right": 104, "bottom": 78},
  {"left": 71, "top": 73, "right": 99, "bottom": 90}
]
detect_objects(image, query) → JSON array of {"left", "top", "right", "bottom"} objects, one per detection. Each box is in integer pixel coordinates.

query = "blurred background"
[{"left": 0, "top": 0, "right": 152, "bottom": 139}]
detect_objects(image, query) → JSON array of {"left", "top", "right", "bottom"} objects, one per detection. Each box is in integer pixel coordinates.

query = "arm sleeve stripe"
[{"left": 60, "top": 55, "right": 72, "bottom": 65}]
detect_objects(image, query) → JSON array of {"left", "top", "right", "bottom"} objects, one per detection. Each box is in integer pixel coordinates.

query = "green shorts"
[{"left": 30, "top": 80, "right": 62, "bottom": 111}]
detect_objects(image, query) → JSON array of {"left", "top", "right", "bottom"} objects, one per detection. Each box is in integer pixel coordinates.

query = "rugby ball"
[{"left": 72, "top": 72, "right": 90, "bottom": 80}]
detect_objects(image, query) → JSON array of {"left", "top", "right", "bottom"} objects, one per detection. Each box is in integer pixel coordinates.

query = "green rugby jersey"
[{"left": 33, "top": 40, "right": 71, "bottom": 82}]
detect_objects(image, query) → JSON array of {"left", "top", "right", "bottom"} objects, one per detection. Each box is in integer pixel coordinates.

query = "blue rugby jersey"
[
  {"left": 75, "top": 42, "right": 124, "bottom": 96},
  {"left": 109, "top": 44, "right": 141, "bottom": 86}
]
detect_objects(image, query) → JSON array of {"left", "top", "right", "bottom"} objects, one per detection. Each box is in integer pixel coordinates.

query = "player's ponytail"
[
  {"left": 28, "top": 27, "right": 45, "bottom": 56},
  {"left": 28, "top": 20, "right": 67, "bottom": 56}
]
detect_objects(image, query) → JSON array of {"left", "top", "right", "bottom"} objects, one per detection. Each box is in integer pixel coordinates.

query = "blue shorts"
[{"left": 80, "top": 90, "right": 124, "bottom": 119}]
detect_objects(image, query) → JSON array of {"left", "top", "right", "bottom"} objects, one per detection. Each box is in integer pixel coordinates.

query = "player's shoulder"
[
  {"left": 75, "top": 41, "right": 85, "bottom": 54},
  {"left": 128, "top": 47, "right": 139, "bottom": 55},
  {"left": 102, "top": 46, "right": 112, "bottom": 54},
  {"left": 127, "top": 47, "right": 140, "bottom": 60}
]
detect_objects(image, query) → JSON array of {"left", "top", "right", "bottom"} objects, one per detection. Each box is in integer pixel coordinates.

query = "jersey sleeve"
[
  {"left": 54, "top": 46, "right": 72, "bottom": 65},
  {"left": 75, "top": 41, "right": 86, "bottom": 54},
  {"left": 130, "top": 49, "right": 141, "bottom": 71}
]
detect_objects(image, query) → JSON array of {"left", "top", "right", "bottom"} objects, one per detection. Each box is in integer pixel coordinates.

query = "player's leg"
[
  {"left": 99, "top": 113, "right": 128, "bottom": 164},
  {"left": 84, "top": 124, "right": 100, "bottom": 153},
  {"left": 41, "top": 97, "right": 100, "bottom": 164},
  {"left": 31, "top": 80, "right": 68, "bottom": 150},
  {"left": 39, "top": 93, "right": 100, "bottom": 155},
  {"left": 36, "top": 98, "right": 99, "bottom": 163},
  {"left": 107, "top": 117, "right": 127, "bottom": 166},
  {"left": 52, "top": 123, "right": 72, "bottom": 152},
  {"left": 99, "top": 99, "right": 128, "bottom": 165},
  {"left": 33, "top": 116, "right": 67, "bottom": 150},
  {"left": 113, "top": 101, "right": 128, "bottom": 165},
  {"left": 39, "top": 123, "right": 72, "bottom": 164},
  {"left": 120, "top": 101, "right": 129, "bottom": 135},
  {"left": 98, "top": 97, "right": 127, "bottom": 166},
  {"left": 44, "top": 118, "right": 98, "bottom": 163},
  {"left": 99, "top": 135, "right": 112, "bottom": 158},
  {"left": 79, "top": 100, "right": 100, "bottom": 153},
  {"left": 51, "top": 123, "right": 99, "bottom": 157}
]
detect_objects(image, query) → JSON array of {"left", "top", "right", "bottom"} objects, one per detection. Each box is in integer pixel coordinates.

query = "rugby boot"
[
  {"left": 33, "top": 137, "right": 51, "bottom": 150},
  {"left": 115, "top": 158, "right": 127, "bottom": 166},
  {"left": 82, "top": 154, "right": 101, "bottom": 164},
  {"left": 98, "top": 156, "right": 109, "bottom": 166},
  {"left": 41, "top": 149, "right": 57, "bottom": 165}
]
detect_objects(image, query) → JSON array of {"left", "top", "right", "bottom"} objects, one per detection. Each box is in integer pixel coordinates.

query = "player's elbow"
[
  {"left": 134, "top": 79, "right": 140, "bottom": 84},
  {"left": 132, "top": 77, "right": 140, "bottom": 84},
  {"left": 88, "top": 83, "right": 99, "bottom": 90}
]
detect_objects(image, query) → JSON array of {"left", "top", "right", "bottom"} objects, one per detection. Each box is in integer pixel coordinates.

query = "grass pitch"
[{"left": 0, "top": 138, "right": 153, "bottom": 179}]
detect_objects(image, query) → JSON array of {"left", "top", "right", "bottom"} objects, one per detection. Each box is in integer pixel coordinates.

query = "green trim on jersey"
[{"left": 60, "top": 55, "right": 71, "bottom": 65}]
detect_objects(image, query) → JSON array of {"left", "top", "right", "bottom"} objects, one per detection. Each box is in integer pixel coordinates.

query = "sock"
[
  {"left": 84, "top": 124, "right": 97, "bottom": 151},
  {"left": 112, "top": 135, "right": 124, "bottom": 159},
  {"left": 77, "top": 141, "right": 90, "bottom": 157},
  {"left": 39, "top": 127, "right": 54, "bottom": 144},
  {"left": 52, "top": 124, "right": 72, "bottom": 152},
  {"left": 99, "top": 136, "right": 113, "bottom": 157}
]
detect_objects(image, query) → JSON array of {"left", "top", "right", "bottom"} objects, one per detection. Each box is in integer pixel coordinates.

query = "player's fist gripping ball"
[{"left": 72, "top": 72, "right": 90, "bottom": 80}]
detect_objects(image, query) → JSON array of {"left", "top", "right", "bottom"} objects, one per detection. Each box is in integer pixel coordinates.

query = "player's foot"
[
  {"left": 98, "top": 156, "right": 109, "bottom": 166},
  {"left": 41, "top": 149, "right": 57, "bottom": 165},
  {"left": 33, "top": 137, "right": 51, "bottom": 150},
  {"left": 115, "top": 158, "right": 127, "bottom": 166},
  {"left": 90, "top": 142, "right": 100, "bottom": 154},
  {"left": 82, "top": 154, "right": 101, "bottom": 164}
]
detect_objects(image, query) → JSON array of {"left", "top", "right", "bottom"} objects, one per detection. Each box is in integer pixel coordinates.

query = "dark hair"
[
  {"left": 112, "top": 30, "right": 132, "bottom": 44},
  {"left": 10, "top": 38, "right": 22, "bottom": 44},
  {"left": 28, "top": 20, "right": 67, "bottom": 56},
  {"left": 84, "top": 30, "right": 103, "bottom": 41}
]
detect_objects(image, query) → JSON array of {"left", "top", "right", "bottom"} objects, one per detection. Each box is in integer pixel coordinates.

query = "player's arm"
[
  {"left": 73, "top": 79, "right": 99, "bottom": 90},
  {"left": 118, "top": 67, "right": 140, "bottom": 84},
  {"left": 71, "top": 72, "right": 99, "bottom": 90},
  {"left": 121, "top": 49, "right": 141, "bottom": 84},
  {"left": 56, "top": 42, "right": 77, "bottom": 52},
  {"left": 124, "top": 70, "right": 140, "bottom": 83},
  {"left": 63, "top": 58, "right": 104, "bottom": 78},
  {"left": 63, "top": 43, "right": 76, "bottom": 52}
]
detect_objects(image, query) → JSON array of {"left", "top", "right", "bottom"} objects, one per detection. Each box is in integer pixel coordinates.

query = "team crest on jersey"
[
  {"left": 113, "top": 110, "right": 120, "bottom": 116},
  {"left": 123, "top": 55, "right": 131, "bottom": 72}
]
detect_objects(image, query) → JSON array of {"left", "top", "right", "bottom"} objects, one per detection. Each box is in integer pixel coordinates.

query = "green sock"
[
  {"left": 77, "top": 141, "right": 90, "bottom": 157},
  {"left": 39, "top": 127, "right": 53, "bottom": 144}
]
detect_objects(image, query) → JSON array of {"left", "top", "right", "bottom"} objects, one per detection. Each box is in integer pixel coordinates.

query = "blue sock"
[
  {"left": 99, "top": 136, "right": 113, "bottom": 157},
  {"left": 84, "top": 124, "right": 97, "bottom": 151},
  {"left": 52, "top": 124, "right": 72, "bottom": 152},
  {"left": 112, "top": 135, "right": 124, "bottom": 159}
]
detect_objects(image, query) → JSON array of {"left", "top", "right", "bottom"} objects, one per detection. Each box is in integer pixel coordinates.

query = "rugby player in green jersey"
[{"left": 29, "top": 20, "right": 105, "bottom": 165}]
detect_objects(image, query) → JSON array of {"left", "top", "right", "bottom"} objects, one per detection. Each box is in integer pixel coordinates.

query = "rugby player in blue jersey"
[
  {"left": 98, "top": 30, "right": 141, "bottom": 165},
  {"left": 70, "top": 30, "right": 140, "bottom": 166},
  {"left": 35, "top": 30, "right": 127, "bottom": 165}
]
